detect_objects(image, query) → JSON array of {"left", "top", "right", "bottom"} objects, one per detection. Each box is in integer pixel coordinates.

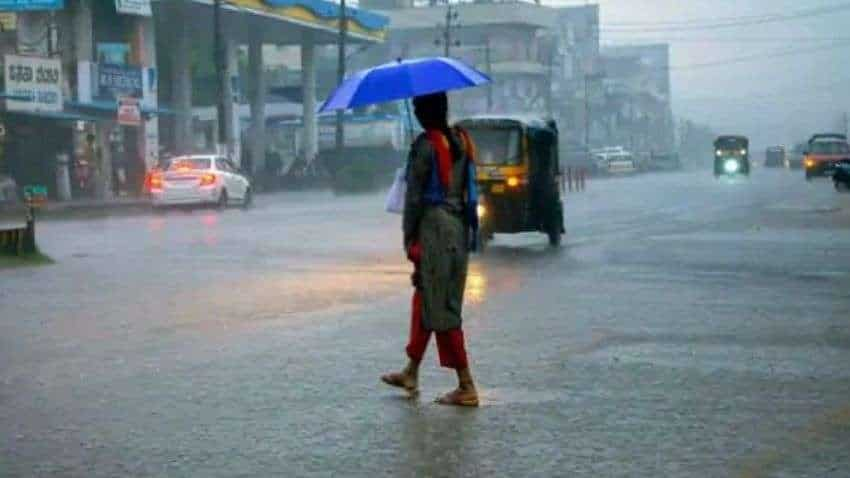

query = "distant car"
[
  {"left": 764, "top": 146, "right": 785, "bottom": 168},
  {"left": 150, "top": 155, "right": 252, "bottom": 208},
  {"left": 834, "top": 159, "right": 850, "bottom": 192},
  {"left": 803, "top": 134, "right": 850, "bottom": 180},
  {"left": 593, "top": 147, "right": 638, "bottom": 175}
]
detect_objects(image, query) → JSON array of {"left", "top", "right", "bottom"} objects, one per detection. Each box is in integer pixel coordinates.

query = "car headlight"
[
  {"left": 477, "top": 204, "right": 486, "bottom": 218},
  {"left": 715, "top": 149, "right": 722, "bottom": 157},
  {"left": 740, "top": 149, "right": 747, "bottom": 155},
  {"left": 723, "top": 159, "right": 740, "bottom": 173}
]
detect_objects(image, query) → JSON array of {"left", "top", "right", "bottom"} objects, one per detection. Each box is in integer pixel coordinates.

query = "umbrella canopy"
[{"left": 319, "top": 57, "right": 490, "bottom": 113}]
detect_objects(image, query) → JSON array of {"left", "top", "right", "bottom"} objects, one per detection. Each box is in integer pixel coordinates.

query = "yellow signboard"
[
  {"left": 228, "top": 0, "right": 387, "bottom": 41},
  {"left": 0, "top": 13, "right": 16, "bottom": 31}
]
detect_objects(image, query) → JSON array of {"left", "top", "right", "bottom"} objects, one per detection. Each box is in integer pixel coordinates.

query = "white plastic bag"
[{"left": 385, "top": 167, "right": 406, "bottom": 214}]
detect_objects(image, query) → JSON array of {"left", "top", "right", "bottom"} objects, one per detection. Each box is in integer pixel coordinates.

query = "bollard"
[{"left": 24, "top": 207, "right": 37, "bottom": 254}]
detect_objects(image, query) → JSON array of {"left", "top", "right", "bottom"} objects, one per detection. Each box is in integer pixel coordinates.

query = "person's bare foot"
[
  {"left": 436, "top": 384, "right": 479, "bottom": 407},
  {"left": 380, "top": 371, "right": 418, "bottom": 393}
]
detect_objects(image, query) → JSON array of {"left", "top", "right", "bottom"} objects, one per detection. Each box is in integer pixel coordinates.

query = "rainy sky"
[{"left": 549, "top": 0, "right": 850, "bottom": 149}]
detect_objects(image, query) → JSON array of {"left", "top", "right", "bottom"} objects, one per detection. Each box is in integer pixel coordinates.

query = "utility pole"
[
  {"left": 335, "top": 0, "right": 347, "bottom": 156},
  {"left": 843, "top": 112, "right": 848, "bottom": 138},
  {"left": 214, "top": 0, "right": 227, "bottom": 155},
  {"left": 584, "top": 73, "right": 590, "bottom": 160},
  {"left": 435, "top": 5, "right": 460, "bottom": 57},
  {"left": 485, "top": 35, "right": 492, "bottom": 112}
]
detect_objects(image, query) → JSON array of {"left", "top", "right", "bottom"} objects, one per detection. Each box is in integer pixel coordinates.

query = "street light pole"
[
  {"left": 335, "top": 0, "right": 347, "bottom": 156},
  {"left": 214, "top": 0, "right": 227, "bottom": 155}
]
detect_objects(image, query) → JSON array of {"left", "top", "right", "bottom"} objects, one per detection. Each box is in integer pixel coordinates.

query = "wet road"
[{"left": 2, "top": 169, "right": 849, "bottom": 477}]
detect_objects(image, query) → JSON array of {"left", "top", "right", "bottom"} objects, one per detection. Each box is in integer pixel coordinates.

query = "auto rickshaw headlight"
[
  {"left": 723, "top": 159, "right": 740, "bottom": 174},
  {"left": 507, "top": 176, "right": 520, "bottom": 187},
  {"left": 476, "top": 204, "right": 486, "bottom": 218},
  {"left": 740, "top": 149, "right": 747, "bottom": 155},
  {"left": 715, "top": 149, "right": 722, "bottom": 157}
]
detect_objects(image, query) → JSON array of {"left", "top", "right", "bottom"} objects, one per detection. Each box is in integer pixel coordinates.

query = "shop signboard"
[
  {"left": 96, "top": 63, "right": 142, "bottom": 101},
  {"left": 96, "top": 43, "right": 130, "bottom": 65},
  {"left": 115, "top": 0, "right": 151, "bottom": 16},
  {"left": 0, "top": 12, "right": 16, "bottom": 30},
  {"left": 23, "top": 185, "right": 48, "bottom": 207},
  {"left": 117, "top": 96, "right": 141, "bottom": 126},
  {"left": 0, "top": 0, "right": 63, "bottom": 11},
  {"left": 3, "top": 54, "right": 62, "bottom": 112}
]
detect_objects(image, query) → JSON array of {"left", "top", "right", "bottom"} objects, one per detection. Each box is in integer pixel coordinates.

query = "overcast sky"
[{"left": 547, "top": 0, "right": 850, "bottom": 149}]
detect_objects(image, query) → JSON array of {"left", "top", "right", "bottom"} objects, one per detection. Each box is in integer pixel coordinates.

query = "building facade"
[{"left": 600, "top": 43, "right": 674, "bottom": 154}]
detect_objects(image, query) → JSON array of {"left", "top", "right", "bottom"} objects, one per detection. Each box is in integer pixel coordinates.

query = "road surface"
[{"left": 2, "top": 169, "right": 849, "bottom": 477}]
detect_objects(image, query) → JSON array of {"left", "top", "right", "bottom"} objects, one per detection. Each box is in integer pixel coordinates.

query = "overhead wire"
[{"left": 601, "top": 2, "right": 850, "bottom": 32}]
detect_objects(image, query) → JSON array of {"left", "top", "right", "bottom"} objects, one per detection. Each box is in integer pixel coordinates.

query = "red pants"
[{"left": 405, "top": 289, "right": 469, "bottom": 370}]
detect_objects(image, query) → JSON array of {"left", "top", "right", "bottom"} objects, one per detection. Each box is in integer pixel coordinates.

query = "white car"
[
  {"left": 150, "top": 155, "right": 252, "bottom": 208},
  {"left": 592, "top": 147, "right": 638, "bottom": 175}
]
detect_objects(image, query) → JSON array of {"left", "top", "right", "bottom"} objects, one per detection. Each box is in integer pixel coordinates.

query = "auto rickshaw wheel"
[{"left": 547, "top": 228, "right": 561, "bottom": 247}]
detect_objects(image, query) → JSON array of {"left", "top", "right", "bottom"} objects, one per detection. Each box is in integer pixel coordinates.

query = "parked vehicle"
[
  {"left": 786, "top": 142, "right": 806, "bottom": 169},
  {"left": 458, "top": 116, "right": 565, "bottom": 249},
  {"left": 714, "top": 135, "right": 750, "bottom": 177},
  {"left": 764, "top": 146, "right": 785, "bottom": 168},
  {"left": 833, "top": 159, "right": 850, "bottom": 192},
  {"left": 803, "top": 134, "right": 850, "bottom": 180},
  {"left": 592, "top": 147, "right": 638, "bottom": 175},
  {"left": 150, "top": 155, "right": 252, "bottom": 209}
]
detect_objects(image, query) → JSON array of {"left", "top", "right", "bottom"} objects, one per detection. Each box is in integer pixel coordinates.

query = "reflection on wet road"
[{"left": 2, "top": 170, "right": 849, "bottom": 476}]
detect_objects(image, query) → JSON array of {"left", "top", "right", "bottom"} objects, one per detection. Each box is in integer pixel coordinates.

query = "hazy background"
[{"left": 550, "top": 0, "right": 850, "bottom": 150}]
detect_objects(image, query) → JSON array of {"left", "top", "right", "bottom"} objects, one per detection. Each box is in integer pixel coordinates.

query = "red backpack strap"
[{"left": 425, "top": 129, "right": 452, "bottom": 189}]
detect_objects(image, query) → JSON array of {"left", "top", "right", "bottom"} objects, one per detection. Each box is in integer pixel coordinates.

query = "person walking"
[{"left": 381, "top": 92, "right": 479, "bottom": 407}]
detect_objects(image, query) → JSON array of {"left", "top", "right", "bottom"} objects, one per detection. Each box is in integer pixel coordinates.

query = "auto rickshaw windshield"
[{"left": 466, "top": 127, "right": 522, "bottom": 166}]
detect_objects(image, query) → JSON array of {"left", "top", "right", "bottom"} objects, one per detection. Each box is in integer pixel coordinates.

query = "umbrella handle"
[{"left": 404, "top": 98, "right": 415, "bottom": 143}]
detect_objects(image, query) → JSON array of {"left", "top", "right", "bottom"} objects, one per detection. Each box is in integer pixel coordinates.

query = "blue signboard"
[
  {"left": 97, "top": 63, "right": 143, "bottom": 101},
  {"left": 0, "top": 0, "right": 64, "bottom": 11}
]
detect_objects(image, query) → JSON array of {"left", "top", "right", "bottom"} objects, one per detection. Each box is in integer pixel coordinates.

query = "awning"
[
  {"left": 154, "top": 0, "right": 388, "bottom": 44},
  {"left": 1, "top": 109, "right": 99, "bottom": 122},
  {"left": 0, "top": 92, "right": 32, "bottom": 101}
]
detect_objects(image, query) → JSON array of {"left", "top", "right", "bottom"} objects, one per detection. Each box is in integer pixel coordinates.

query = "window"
[
  {"left": 168, "top": 158, "right": 211, "bottom": 170},
  {"left": 810, "top": 141, "right": 850, "bottom": 155}
]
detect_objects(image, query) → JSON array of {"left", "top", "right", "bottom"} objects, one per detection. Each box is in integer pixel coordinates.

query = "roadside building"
[
  {"left": 359, "top": 0, "right": 557, "bottom": 118},
  {"left": 0, "top": 0, "right": 387, "bottom": 201},
  {"left": 1, "top": 0, "right": 162, "bottom": 201},
  {"left": 600, "top": 43, "right": 674, "bottom": 155}
]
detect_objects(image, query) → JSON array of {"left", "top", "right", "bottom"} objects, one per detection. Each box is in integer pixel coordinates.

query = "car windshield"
[
  {"left": 465, "top": 127, "right": 522, "bottom": 165},
  {"left": 810, "top": 141, "right": 849, "bottom": 154},
  {"left": 168, "top": 158, "right": 211, "bottom": 170},
  {"left": 715, "top": 137, "right": 747, "bottom": 150}
]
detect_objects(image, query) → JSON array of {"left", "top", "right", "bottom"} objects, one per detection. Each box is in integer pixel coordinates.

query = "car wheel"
[
  {"left": 217, "top": 189, "right": 228, "bottom": 209},
  {"left": 242, "top": 187, "right": 253, "bottom": 209}
]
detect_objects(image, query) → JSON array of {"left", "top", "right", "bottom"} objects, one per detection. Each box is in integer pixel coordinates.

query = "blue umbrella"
[{"left": 318, "top": 57, "right": 491, "bottom": 113}]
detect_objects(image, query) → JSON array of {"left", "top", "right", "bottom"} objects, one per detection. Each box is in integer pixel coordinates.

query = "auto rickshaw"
[
  {"left": 714, "top": 135, "right": 750, "bottom": 177},
  {"left": 457, "top": 116, "right": 565, "bottom": 249}
]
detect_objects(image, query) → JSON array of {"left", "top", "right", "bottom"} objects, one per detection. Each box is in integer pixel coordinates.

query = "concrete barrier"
[{"left": 0, "top": 219, "right": 36, "bottom": 256}]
